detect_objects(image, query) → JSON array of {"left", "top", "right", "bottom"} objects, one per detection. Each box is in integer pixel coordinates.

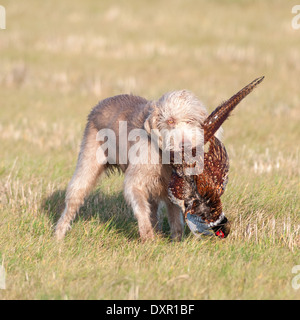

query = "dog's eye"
[{"left": 167, "top": 118, "right": 176, "bottom": 125}]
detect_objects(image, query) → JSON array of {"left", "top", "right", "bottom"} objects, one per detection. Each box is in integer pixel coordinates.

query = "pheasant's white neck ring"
[{"left": 207, "top": 212, "right": 225, "bottom": 228}]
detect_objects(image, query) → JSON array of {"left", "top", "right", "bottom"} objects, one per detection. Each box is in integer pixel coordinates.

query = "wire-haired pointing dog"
[
  {"left": 55, "top": 77, "right": 263, "bottom": 241},
  {"left": 55, "top": 90, "right": 208, "bottom": 241}
]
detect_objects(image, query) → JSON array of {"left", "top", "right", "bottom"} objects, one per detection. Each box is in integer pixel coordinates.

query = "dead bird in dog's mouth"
[{"left": 168, "top": 76, "right": 264, "bottom": 238}]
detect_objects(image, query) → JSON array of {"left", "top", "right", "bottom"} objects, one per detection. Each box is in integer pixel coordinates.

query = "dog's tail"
[{"left": 203, "top": 76, "right": 264, "bottom": 144}]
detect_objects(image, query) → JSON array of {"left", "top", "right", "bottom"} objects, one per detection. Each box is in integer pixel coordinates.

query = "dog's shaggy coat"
[{"left": 55, "top": 90, "right": 209, "bottom": 240}]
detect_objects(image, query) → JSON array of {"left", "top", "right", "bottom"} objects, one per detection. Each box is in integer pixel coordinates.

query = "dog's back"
[{"left": 88, "top": 94, "right": 149, "bottom": 133}]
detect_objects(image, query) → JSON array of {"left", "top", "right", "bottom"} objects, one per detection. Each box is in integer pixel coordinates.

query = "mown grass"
[{"left": 0, "top": 0, "right": 299, "bottom": 299}]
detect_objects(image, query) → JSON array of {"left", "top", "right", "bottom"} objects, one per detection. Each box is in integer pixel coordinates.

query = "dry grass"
[{"left": 0, "top": 0, "right": 299, "bottom": 299}]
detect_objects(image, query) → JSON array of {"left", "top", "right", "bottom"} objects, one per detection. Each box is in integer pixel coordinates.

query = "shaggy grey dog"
[{"left": 55, "top": 90, "right": 209, "bottom": 241}]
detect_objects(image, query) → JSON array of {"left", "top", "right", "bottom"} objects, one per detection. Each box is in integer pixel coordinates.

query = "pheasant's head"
[
  {"left": 185, "top": 205, "right": 231, "bottom": 239},
  {"left": 184, "top": 182, "right": 231, "bottom": 238}
]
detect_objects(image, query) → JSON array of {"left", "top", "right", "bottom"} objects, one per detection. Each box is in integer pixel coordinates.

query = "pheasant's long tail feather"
[{"left": 203, "top": 76, "right": 264, "bottom": 144}]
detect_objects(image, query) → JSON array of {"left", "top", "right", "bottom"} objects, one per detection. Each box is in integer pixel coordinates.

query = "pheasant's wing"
[
  {"left": 168, "top": 170, "right": 196, "bottom": 211},
  {"left": 168, "top": 171, "right": 186, "bottom": 201},
  {"left": 204, "top": 137, "right": 229, "bottom": 197},
  {"left": 194, "top": 173, "right": 223, "bottom": 223}
]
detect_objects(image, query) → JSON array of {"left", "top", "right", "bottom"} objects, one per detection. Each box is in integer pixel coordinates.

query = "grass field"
[{"left": 0, "top": 0, "right": 299, "bottom": 299}]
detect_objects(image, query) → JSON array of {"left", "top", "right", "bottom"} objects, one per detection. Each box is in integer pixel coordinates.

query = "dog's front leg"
[
  {"left": 166, "top": 200, "right": 184, "bottom": 241},
  {"left": 124, "top": 170, "right": 155, "bottom": 241}
]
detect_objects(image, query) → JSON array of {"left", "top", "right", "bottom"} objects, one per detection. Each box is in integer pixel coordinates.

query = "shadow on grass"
[
  {"left": 41, "top": 188, "right": 177, "bottom": 240},
  {"left": 40, "top": 188, "right": 143, "bottom": 240}
]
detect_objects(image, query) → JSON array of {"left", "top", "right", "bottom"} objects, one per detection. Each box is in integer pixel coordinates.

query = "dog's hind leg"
[{"left": 55, "top": 124, "right": 104, "bottom": 240}]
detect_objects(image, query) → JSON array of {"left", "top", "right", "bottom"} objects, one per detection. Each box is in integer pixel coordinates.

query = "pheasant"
[{"left": 168, "top": 76, "right": 264, "bottom": 238}]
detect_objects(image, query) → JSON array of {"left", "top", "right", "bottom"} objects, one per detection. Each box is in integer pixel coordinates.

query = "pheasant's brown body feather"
[
  {"left": 168, "top": 136, "right": 228, "bottom": 224},
  {"left": 167, "top": 76, "right": 264, "bottom": 237}
]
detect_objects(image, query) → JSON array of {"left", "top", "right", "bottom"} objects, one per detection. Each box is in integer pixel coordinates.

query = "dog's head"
[{"left": 144, "top": 90, "right": 208, "bottom": 152}]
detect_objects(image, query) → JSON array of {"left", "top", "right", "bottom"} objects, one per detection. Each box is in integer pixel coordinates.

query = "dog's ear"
[
  {"left": 144, "top": 114, "right": 152, "bottom": 135},
  {"left": 144, "top": 104, "right": 164, "bottom": 149},
  {"left": 144, "top": 104, "right": 159, "bottom": 134}
]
